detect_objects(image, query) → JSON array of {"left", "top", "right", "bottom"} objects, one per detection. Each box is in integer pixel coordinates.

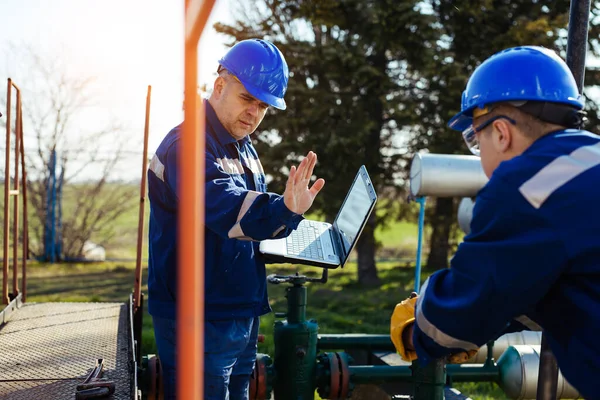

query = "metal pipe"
[
  {"left": 49, "top": 149, "right": 57, "bottom": 263},
  {"left": 485, "top": 341, "right": 494, "bottom": 366},
  {"left": 498, "top": 345, "right": 579, "bottom": 399},
  {"left": 3, "top": 79, "right": 12, "bottom": 305},
  {"left": 472, "top": 331, "right": 542, "bottom": 364},
  {"left": 180, "top": 0, "right": 216, "bottom": 398},
  {"left": 19, "top": 107, "right": 28, "bottom": 303},
  {"left": 347, "top": 365, "right": 412, "bottom": 384},
  {"left": 180, "top": 32, "right": 203, "bottom": 400},
  {"left": 316, "top": 334, "right": 395, "bottom": 351},
  {"left": 409, "top": 153, "right": 488, "bottom": 198},
  {"left": 536, "top": 334, "right": 559, "bottom": 400},
  {"left": 286, "top": 285, "right": 307, "bottom": 323},
  {"left": 317, "top": 331, "right": 542, "bottom": 364},
  {"left": 12, "top": 91, "right": 20, "bottom": 298},
  {"left": 457, "top": 197, "right": 475, "bottom": 235},
  {"left": 346, "top": 363, "right": 499, "bottom": 386},
  {"left": 445, "top": 364, "right": 499, "bottom": 382},
  {"left": 414, "top": 197, "right": 426, "bottom": 291},
  {"left": 566, "top": 0, "right": 591, "bottom": 93},
  {"left": 134, "top": 85, "right": 151, "bottom": 311},
  {"left": 413, "top": 359, "right": 445, "bottom": 400}
]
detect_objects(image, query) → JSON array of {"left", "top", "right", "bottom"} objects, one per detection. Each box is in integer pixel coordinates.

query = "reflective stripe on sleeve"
[
  {"left": 228, "top": 191, "right": 261, "bottom": 239},
  {"left": 415, "top": 279, "right": 479, "bottom": 351},
  {"left": 149, "top": 155, "right": 165, "bottom": 182},
  {"left": 519, "top": 141, "right": 600, "bottom": 209}
]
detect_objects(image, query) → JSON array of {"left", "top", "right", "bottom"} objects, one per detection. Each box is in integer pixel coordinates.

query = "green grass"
[
  {"left": 19, "top": 260, "right": 507, "bottom": 399},
  {"left": 9, "top": 194, "right": 506, "bottom": 398}
]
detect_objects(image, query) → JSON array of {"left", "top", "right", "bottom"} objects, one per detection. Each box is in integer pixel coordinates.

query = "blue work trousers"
[{"left": 152, "top": 315, "right": 259, "bottom": 400}]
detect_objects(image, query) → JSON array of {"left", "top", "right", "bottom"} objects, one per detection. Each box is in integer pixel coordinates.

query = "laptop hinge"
[{"left": 331, "top": 226, "right": 346, "bottom": 263}]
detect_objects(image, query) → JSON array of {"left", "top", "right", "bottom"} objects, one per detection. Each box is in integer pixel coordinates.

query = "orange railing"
[
  {"left": 3, "top": 78, "right": 29, "bottom": 306},
  {"left": 132, "top": 84, "right": 152, "bottom": 364}
]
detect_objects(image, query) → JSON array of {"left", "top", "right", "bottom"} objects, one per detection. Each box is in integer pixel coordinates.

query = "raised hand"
[{"left": 283, "top": 151, "right": 325, "bottom": 215}]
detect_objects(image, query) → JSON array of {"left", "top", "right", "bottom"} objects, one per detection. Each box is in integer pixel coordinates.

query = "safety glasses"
[{"left": 462, "top": 115, "right": 516, "bottom": 156}]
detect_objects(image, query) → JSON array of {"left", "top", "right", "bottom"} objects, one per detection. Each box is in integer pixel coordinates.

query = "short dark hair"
[
  {"left": 490, "top": 104, "right": 565, "bottom": 140},
  {"left": 515, "top": 101, "right": 585, "bottom": 129}
]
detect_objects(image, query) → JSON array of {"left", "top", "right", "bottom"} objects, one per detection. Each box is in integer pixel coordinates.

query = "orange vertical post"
[
  {"left": 12, "top": 91, "right": 21, "bottom": 298},
  {"left": 134, "top": 85, "right": 151, "bottom": 311},
  {"left": 2, "top": 79, "right": 29, "bottom": 304},
  {"left": 19, "top": 111, "right": 28, "bottom": 303},
  {"left": 181, "top": 0, "right": 216, "bottom": 398},
  {"left": 3, "top": 79, "right": 12, "bottom": 305}
]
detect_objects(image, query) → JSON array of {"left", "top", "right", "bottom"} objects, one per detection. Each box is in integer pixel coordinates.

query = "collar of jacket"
[{"left": 204, "top": 99, "right": 251, "bottom": 147}]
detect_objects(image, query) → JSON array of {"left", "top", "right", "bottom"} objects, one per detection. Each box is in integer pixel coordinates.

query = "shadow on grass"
[{"left": 26, "top": 267, "right": 142, "bottom": 303}]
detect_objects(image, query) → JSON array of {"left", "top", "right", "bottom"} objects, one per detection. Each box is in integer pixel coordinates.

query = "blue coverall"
[
  {"left": 147, "top": 100, "right": 303, "bottom": 399},
  {"left": 413, "top": 130, "right": 600, "bottom": 399}
]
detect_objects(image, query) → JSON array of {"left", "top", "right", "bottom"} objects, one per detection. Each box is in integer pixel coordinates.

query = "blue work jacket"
[
  {"left": 413, "top": 130, "right": 600, "bottom": 399},
  {"left": 147, "top": 100, "right": 303, "bottom": 321}
]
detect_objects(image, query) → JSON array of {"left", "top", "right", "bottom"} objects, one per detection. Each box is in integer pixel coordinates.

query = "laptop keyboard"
[{"left": 286, "top": 221, "right": 325, "bottom": 260}]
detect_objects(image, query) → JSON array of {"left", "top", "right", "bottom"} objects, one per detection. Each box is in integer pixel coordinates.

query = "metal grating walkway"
[{"left": 0, "top": 302, "right": 133, "bottom": 400}]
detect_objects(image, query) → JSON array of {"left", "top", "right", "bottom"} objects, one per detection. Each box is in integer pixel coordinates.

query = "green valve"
[{"left": 272, "top": 284, "right": 319, "bottom": 399}]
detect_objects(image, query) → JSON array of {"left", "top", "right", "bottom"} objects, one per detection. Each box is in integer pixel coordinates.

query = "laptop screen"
[{"left": 333, "top": 166, "right": 377, "bottom": 261}]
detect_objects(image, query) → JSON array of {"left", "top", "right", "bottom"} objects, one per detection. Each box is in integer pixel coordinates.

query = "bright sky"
[
  {"left": 3, "top": 2, "right": 597, "bottom": 182},
  {"left": 0, "top": 0, "right": 235, "bottom": 180}
]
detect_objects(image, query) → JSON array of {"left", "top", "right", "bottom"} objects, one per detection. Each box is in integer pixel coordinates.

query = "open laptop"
[{"left": 259, "top": 165, "right": 377, "bottom": 268}]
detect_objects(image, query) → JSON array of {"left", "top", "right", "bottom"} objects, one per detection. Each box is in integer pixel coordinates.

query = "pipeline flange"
[
  {"left": 249, "top": 353, "right": 272, "bottom": 400},
  {"left": 317, "top": 352, "right": 351, "bottom": 399}
]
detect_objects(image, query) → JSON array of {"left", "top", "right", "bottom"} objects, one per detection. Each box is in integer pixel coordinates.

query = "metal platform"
[{"left": 0, "top": 302, "right": 133, "bottom": 400}]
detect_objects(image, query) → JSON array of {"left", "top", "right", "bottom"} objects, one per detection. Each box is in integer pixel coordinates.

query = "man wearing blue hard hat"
[
  {"left": 390, "top": 46, "right": 600, "bottom": 398},
  {"left": 148, "top": 38, "right": 325, "bottom": 399}
]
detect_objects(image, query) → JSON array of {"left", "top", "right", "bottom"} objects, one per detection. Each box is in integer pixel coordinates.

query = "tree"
[
  {"left": 215, "top": 0, "right": 600, "bottom": 278},
  {"left": 0, "top": 45, "right": 137, "bottom": 260},
  {"left": 406, "top": 1, "right": 598, "bottom": 270},
  {"left": 216, "top": 0, "right": 435, "bottom": 285}
]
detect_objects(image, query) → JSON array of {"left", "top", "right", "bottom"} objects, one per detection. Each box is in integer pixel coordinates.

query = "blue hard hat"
[
  {"left": 218, "top": 39, "right": 289, "bottom": 110},
  {"left": 448, "top": 46, "right": 584, "bottom": 131}
]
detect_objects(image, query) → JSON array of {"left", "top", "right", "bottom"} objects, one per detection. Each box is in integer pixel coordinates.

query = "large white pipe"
[
  {"left": 497, "top": 345, "right": 580, "bottom": 399},
  {"left": 471, "top": 331, "right": 541, "bottom": 364},
  {"left": 457, "top": 197, "right": 475, "bottom": 235},
  {"left": 409, "top": 153, "right": 488, "bottom": 198}
]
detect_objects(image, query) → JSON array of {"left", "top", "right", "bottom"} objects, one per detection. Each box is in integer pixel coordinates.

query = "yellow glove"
[{"left": 390, "top": 295, "right": 418, "bottom": 362}]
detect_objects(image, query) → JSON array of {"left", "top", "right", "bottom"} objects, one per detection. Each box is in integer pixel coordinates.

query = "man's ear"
[
  {"left": 213, "top": 76, "right": 226, "bottom": 99},
  {"left": 492, "top": 119, "right": 513, "bottom": 153}
]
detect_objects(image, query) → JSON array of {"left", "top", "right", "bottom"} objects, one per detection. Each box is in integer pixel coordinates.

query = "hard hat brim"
[
  {"left": 448, "top": 111, "right": 472, "bottom": 131},
  {"left": 240, "top": 77, "right": 287, "bottom": 110}
]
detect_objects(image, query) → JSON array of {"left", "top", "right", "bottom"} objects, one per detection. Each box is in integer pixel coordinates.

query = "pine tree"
[
  {"left": 216, "top": 0, "right": 434, "bottom": 285},
  {"left": 408, "top": 1, "right": 594, "bottom": 269},
  {"left": 216, "top": 0, "right": 600, "bottom": 277}
]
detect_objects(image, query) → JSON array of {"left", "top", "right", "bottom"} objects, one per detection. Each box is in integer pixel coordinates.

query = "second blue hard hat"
[
  {"left": 448, "top": 46, "right": 584, "bottom": 131},
  {"left": 218, "top": 38, "right": 289, "bottom": 110}
]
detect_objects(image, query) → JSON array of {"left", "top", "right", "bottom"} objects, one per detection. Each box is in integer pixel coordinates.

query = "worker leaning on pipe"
[{"left": 390, "top": 46, "right": 600, "bottom": 399}]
